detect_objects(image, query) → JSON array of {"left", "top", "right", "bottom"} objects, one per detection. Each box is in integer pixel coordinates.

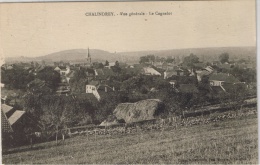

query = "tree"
[
  {"left": 105, "top": 60, "right": 109, "bottom": 66},
  {"left": 36, "top": 66, "right": 60, "bottom": 90},
  {"left": 166, "top": 57, "right": 175, "bottom": 63},
  {"left": 111, "top": 61, "right": 121, "bottom": 75},
  {"left": 93, "top": 62, "right": 104, "bottom": 69},
  {"left": 1, "top": 66, "right": 34, "bottom": 89},
  {"left": 139, "top": 55, "right": 155, "bottom": 64},
  {"left": 219, "top": 53, "right": 229, "bottom": 64},
  {"left": 183, "top": 53, "right": 199, "bottom": 67},
  {"left": 69, "top": 68, "right": 88, "bottom": 93}
]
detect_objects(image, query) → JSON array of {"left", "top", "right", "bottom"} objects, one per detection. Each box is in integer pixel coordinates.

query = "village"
[{"left": 1, "top": 48, "right": 257, "bottom": 149}]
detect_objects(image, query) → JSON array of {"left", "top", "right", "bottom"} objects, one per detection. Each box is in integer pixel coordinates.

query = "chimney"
[
  {"left": 105, "top": 86, "right": 107, "bottom": 92},
  {"left": 113, "top": 86, "right": 115, "bottom": 91}
]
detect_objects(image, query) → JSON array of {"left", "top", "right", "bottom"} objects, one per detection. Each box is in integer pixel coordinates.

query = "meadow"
[{"left": 2, "top": 108, "right": 258, "bottom": 164}]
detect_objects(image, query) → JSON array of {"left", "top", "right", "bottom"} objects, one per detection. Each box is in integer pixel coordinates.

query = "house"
[
  {"left": 164, "top": 67, "right": 185, "bottom": 79},
  {"left": 196, "top": 70, "right": 212, "bottom": 82},
  {"left": 1, "top": 110, "right": 13, "bottom": 134},
  {"left": 164, "top": 70, "right": 178, "bottom": 79},
  {"left": 54, "top": 66, "right": 70, "bottom": 76},
  {"left": 1, "top": 104, "right": 40, "bottom": 147},
  {"left": 56, "top": 82, "right": 71, "bottom": 94},
  {"left": 142, "top": 67, "right": 161, "bottom": 76},
  {"left": 86, "top": 80, "right": 114, "bottom": 101},
  {"left": 1, "top": 104, "right": 16, "bottom": 118},
  {"left": 33, "top": 65, "right": 45, "bottom": 75},
  {"left": 169, "top": 80, "right": 177, "bottom": 88},
  {"left": 205, "top": 66, "right": 214, "bottom": 72},
  {"left": 85, "top": 68, "right": 95, "bottom": 81},
  {"left": 1, "top": 110, "right": 14, "bottom": 147},
  {"left": 8, "top": 110, "right": 26, "bottom": 126},
  {"left": 27, "top": 79, "right": 52, "bottom": 93},
  {"left": 95, "top": 68, "right": 115, "bottom": 82},
  {"left": 208, "top": 73, "right": 243, "bottom": 92},
  {"left": 65, "top": 70, "right": 75, "bottom": 83}
]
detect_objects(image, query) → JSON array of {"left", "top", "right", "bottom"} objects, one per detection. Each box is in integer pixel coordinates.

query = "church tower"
[{"left": 86, "top": 47, "right": 91, "bottom": 64}]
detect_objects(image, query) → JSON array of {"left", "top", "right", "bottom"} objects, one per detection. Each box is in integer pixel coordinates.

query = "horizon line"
[{"left": 5, "top": 45, "right": 256, "bottom": 59}]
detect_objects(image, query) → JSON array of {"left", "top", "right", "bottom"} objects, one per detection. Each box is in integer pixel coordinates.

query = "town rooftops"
[
  {"left": 8, "top": 110, "right": 26, "bottom": 125},
  {"left": 209, "top": 73, "right": 240, "bottom": 83}
]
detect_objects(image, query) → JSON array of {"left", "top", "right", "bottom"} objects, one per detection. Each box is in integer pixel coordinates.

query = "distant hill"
[
  {"left": 120, "top": 46, "right": 256, "bottom": 63},
  {"left": 36, "top": 49, "right": 116, "bottom": 62},
  {"left": 5, "top": 46, "right": 256, "bottom": 64}
]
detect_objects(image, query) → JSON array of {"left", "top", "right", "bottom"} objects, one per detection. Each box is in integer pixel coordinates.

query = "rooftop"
[
  {"left": 209, "top": 73, "right": 240, "bottom": 83},
  {"left": 1, "top": 104, "right": 13, "bottom": 114},
  {"left": 8, "top": 110, "right": 26, "bottom": 125}
]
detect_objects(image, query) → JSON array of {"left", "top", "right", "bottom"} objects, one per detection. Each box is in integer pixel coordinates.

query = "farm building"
[
  {"left": 1, "top": 104, "right": 40, "bottom": 147},
  {"left": 208, "top": 73, "right": 246, "bottom": 93}
]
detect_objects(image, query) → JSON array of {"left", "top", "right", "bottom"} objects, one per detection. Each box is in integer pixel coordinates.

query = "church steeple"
[
  {"left": 86, "top": 47, "right": 91, "bottom": 64},
  {"left": 88, "top": 47, "right": 90, "bottom": 58}
]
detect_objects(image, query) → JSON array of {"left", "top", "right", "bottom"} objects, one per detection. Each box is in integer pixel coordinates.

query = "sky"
[{"left": 0, "top": 0, "right": 256, "bottom": 58}]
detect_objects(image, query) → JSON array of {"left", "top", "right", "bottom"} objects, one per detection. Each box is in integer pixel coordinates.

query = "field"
[{"left": 2, "top": 109, "right": 258, "bottom": 164}]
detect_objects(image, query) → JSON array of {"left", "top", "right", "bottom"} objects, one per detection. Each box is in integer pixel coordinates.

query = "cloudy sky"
[{"left": 0, "top": 0, "right": 256, "bottom": 58}]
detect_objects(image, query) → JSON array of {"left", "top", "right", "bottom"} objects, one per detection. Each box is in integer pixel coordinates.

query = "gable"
[{"left": 1, "top": 110, "right": 13, "bottom": 133}]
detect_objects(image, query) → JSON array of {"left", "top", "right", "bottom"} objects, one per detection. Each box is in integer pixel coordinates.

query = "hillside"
[
  {"left": 2, "top": 108, "right": 257, "bottom": 164},
  {"left": 5, "top": 46, "right": 256, "bottom": 64}
]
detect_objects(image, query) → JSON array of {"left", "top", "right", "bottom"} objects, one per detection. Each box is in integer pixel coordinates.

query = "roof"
[
  {"left": 59, "top": 66, "right": 67, "bottom": 70},
  {"left": 193, "top": 62, "right": 207, "bottom": 69},
  {"left": 86, "top": 68, "right": 95, "bottom": 75},
  {"left": 72, "top": 93, "right": 99, "bottom": 102},
  {"left": 27, "top": 78, "right": 46, "bottom": 87},
  {"left": 143, "top": 67, "right": 161, "bottom": 76},
  {"left": 210, "top": 86, "right": 225, "bottom": 94},
  {"left": 197, "top": 70, "right": 211, "bottom": 77},
  {"left": 35, "top": 65, "right": 45, "bottom": 72},
  {"left": 164, "top": 70, "right": 178, "bottom": 78},
  {"left": 88, "top": 80, "right": 99, "bottom": 86},
  {"left": 178, "top": 84, "right": 199, "bottom": 93},
  {"left": 209, "top": 73, "right": 240, "bottom": 83},
  {"left": 66, "top": 70, "right": 75, "bottom": 78},
  {"left": 1, "top": 104, "right": 13, "bottom": 114},
  {"left": 95, "top": 68, "right": 115, "bottom": 79},
  {"left": 98, "top": 85, "right": 114, "bottom": 92},
  {"left": 1, "top": 110, "right": 13, "bottom": 133},
  {"left": 8, "top": 110, "right": 26, "bottom": 125}
]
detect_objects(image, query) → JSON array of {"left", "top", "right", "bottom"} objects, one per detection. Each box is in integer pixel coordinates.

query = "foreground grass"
[{"left": 3, "top": 113, "right": 258, "bottom": 164}]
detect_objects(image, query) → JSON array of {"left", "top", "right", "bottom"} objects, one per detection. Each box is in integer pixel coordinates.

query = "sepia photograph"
[{"left": 0, "top": 0, "right": 257, "bottom": 164}]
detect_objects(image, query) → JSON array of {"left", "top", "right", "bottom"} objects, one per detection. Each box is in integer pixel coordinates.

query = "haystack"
[{"left": 113, "top": 99, "right": 166, "bottom": 123}]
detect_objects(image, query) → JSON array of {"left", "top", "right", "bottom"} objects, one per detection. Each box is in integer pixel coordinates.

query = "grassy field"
[{"left": 2, "top": 111, "right": 258, "bottom": 164}]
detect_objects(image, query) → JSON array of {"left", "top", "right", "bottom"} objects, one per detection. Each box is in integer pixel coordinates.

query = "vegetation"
[
  {"left": 1, "top": 66, "right": 34, "bottom": 89},
  {"left": 2, "top": 109, "right": 257, "bottom": 164},
  {"left": 183, "top": 53, "right": 200, "bottom": 67},
  {"left": 1, "top": 50, "right": 257, "bottom": 151},
  {"left": 219, "top": 52, "right": 229, "bottom": 64}
]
